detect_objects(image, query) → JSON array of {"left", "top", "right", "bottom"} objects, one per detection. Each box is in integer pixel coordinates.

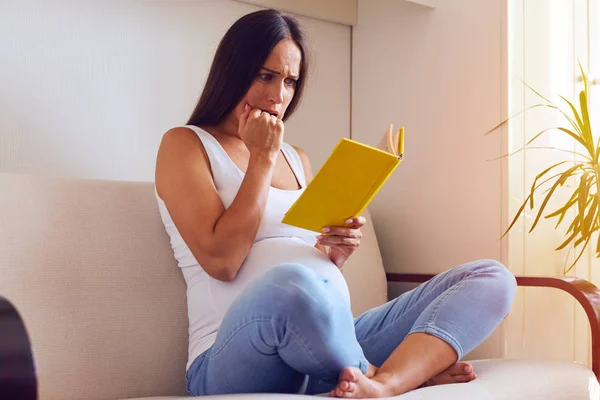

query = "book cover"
[{"left": 282, "top": 135, "right": 402, "bottom": 232}]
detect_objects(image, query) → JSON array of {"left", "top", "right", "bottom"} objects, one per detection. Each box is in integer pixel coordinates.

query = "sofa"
[{"left": 0, "top": 172, "right": 599, "bottom": 400}]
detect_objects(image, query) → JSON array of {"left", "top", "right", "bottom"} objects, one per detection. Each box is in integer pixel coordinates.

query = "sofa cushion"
[
  {"left": 123, "top": 359, "right": 599, "bottom": 400},
  {"left": 341, "top": 207, "right": 388, "bottom": 317},
  {"left": 0, "top": 174, "right": 189, "bottom": 399},
  {"left": 0, "top": 173, "right": 389, "bottom": 400}
]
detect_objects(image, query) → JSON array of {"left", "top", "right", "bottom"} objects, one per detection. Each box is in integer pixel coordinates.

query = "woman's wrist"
[{"left": 249, "top": 151, "right": 278, "bottom": 168}]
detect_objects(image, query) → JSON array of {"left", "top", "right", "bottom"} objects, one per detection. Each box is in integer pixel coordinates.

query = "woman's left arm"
[{"left": 293, "top": 145, "right": 364, "bottom": 272}]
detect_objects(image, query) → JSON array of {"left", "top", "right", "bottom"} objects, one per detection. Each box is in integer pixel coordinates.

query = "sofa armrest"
[
  {"left": 0, "top": 296, "right": 37, "bottom": 400},
  {"left": 386, "top": 273, "right": 600, "bottom": 381}
]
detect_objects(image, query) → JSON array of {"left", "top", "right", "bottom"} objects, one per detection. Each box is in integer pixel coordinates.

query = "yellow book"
[{"left": 282, "top": 124, "right": 405, "bottom": 232}]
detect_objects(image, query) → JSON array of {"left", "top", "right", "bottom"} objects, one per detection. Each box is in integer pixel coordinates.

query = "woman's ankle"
[
  {"left": 366, "top": 362, "right": 378, "bottom": 378},
  {"left": 371, "top": 370, "right": 412, "bottom": 396}
]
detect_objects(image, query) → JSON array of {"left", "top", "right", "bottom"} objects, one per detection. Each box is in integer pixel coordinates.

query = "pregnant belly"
[{"left": 209, "top": 237, "right": 351, "bottom": 317}]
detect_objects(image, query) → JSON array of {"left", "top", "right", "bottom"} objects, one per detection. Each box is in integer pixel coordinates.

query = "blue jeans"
[{"left": 185, "top": 259, "right": 517, "bottom": 396}]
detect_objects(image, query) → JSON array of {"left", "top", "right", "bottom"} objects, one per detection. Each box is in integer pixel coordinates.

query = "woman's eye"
[
  {"left": 285, "top": 78, "right": 298, "bottom": 87},
  {"left": 259, "top": 73, "right": 272, "bottom": 82}
]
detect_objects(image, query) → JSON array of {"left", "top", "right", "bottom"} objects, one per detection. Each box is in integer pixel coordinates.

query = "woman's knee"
[
  {"left": 259, "top": 263, "right": 333, "bottom": 319},
  {"left": 471, "top": 259, "right": 517, "bottom": 316},
  {"left": 261, "top": 263, "right": 321, "bottom": 296}
]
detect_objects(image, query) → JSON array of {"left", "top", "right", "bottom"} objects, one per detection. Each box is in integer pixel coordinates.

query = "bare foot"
[
  {"left": 422, "top": 362, "right": 477, "bottom": 387},
  {"left": 329, "top": 362, "right": 477, "bottom": 398},
  {"left": 328, "top": 366, "right": 386, "bottom": 398}
]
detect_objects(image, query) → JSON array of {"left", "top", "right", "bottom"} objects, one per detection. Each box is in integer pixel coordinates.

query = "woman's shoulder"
[
  {"left": 162, "top": 125, "right": 195, "bottom": 139},
  {"left": 155, "top": 127, "right": 212, "bottom": 197},
  {"left": 157, "top": 127, "right": 209, "bottom": 170},
  {"left": 288, "top": 143, "right": 309, "bottom": 161},
  {"left": 161, "top": 126, "right": 215, "bottom": 150},
  {"left": 163, "top": 125, "right": 201, "bottom": 139},
  {"left": 285, "top": 142, "right": 308, "bottom": 158},
  {"left": 286, "top": 144, "right": 312, "bottom": 178}
]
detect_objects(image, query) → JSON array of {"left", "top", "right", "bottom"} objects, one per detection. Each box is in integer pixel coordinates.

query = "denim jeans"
[{"left": 185, "top": 259, "right": 517, "bottom": 396}]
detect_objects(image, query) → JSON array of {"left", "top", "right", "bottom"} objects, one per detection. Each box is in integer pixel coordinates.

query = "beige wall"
[
  {"left": 353, "top": 0, "right": 598, "bottom": 367},
  {"left": 0, "top": 0, "right": 350, "bottom": 180},
  {"left": 352, "top": 0, "right": 508, "bottom": 358},
  {"left": 353, "top": 0, "right": 506, "bottom": 274}
]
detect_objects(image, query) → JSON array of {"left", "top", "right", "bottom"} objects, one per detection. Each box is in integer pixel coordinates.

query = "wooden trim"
[
  {"left": 405, "top": 0, "right": 436, "bottom": 9},
  {"left": 235, "top": 0, "right": 358, "bottom": 26},
  {"left": 386, "top": 273, "right": 600, "bottom": 381}
]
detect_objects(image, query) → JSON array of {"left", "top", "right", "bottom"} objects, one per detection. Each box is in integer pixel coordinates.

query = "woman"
[{"left": 154, "top": 9, "right": 517, "bottom": 398}]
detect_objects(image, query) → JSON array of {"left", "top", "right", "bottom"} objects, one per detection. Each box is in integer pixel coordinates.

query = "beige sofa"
[{"left": 0, "top": 172, "right": 599, "bottom": 400}]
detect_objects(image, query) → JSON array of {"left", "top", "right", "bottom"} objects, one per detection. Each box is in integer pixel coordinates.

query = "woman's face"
[{"left": 236, "top": 39, "right": 302, "bottom": 121}]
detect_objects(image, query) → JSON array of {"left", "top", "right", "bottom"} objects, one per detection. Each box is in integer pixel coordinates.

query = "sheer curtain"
[{"left": 506, "top": 0, "right": 598, "bottom": 368}]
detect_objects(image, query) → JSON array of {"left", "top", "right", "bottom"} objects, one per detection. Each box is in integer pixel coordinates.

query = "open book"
[
  {"left": 377, "top": 124, "right": 404, "bottom": 159},
  {"left": 282, "top": 124, "right": 405, "bottom": 232}
]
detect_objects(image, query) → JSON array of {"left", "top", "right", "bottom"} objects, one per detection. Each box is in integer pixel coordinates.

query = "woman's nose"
[{"left": 268, "top": 81, "right": 285, "bottom": 104}]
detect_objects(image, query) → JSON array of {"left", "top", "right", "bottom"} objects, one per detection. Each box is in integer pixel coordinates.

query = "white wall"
[
  {"left": 0, "top": 0, "right": 350, "bottom": 181},
  {"left": 352, "top": 0, "right": 507, "bottom": 358}
]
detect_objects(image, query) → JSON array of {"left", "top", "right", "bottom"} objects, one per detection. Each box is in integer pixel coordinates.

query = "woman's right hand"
[{"left": 238, "top": 104, "right": 284, "bottom": 159}]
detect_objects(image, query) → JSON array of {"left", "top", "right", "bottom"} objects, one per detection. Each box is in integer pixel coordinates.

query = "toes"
[
  {"left": 460, "top": 363, "right": 473, "bottom": 375},
  {"left": 447, "top": 362, "right": 473, "bottom": 376},
  {"left": 451, "top": 371, "right": 477, "bottom": 384},
  {"left": 333, "top": 366, "right": 366, "bottom": 398},
  {"left": 340, "top": 367, "right": 360, "bottom": 383},
  {"left": 335, "top": 380, "right": 356, "bottom": 395},
  {"left": 345, "top": 381, "right": 356, "bottom": 393},
  {"left": 429, "top": 363, "right": 477, "bottom": 386}
]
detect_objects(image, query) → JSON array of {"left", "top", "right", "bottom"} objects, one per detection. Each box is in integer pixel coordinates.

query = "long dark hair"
[{"left": 187, "top": 9, "right": 310, "bottom": 127}]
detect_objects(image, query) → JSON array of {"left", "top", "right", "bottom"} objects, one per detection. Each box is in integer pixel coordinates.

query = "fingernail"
[
  {"left": 322, "top": 228, "right": 330, "bottom": 233},
  {"left": 244, "top": 104, "right": 249, "bottom": 111},
  {"left": 346, "top": 219, "right": 353, "bottom": 224},
  {"left": 316, "top": 235, "right": 323, "bottom": 240}
]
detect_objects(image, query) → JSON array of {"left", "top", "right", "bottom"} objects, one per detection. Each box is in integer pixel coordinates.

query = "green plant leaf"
[
  {"left": 574, "top": 233, "right": 587, "bottom": 247},
  {"left": 564, "top": 219, "right": 599, "bottom": 274},
  {"left": 529, "top": 165, "right": 583, "bottom": 233},
  {"left": 556, "top": 228, "right": 578, "bottom": 251},
  {"left": 487, "top": 146, "right": 589, "bottom": 162},
  {"left": 579, "top": 90, "right": 594, "bottom": 155},
  {"left": 579, "top": 61, "right": 589, "bottom": 97},
  {"left": 582, "top": 194, "right": 597, "bottom": 237},
  {"left": 484, "top": 104, "right": 548, "bottom": 135},
  {"left": 566, "top": 212, "right": 580, "bottom": 235},
  {"left": 596, "top": 213, "right": 600, "bottom": 255},
  {"left": 577, "top": 171, "right": 591, "bottom": 234},
  {"left": 564, "top": 231, "right": 593, "bottom": 275},
  {"left": 497, "top": 63, "right": 598, "bottom": 274},
  {"left": 501, "top": 193, "right": 532, "bottom": 240},
  {"left": 521, "top": 79, "right": 594, "bottom": 146},
  {"left": 529, "top": 162, "right": 572, "bottom": 208},
  {"left": 522, "top": 76, "right": 594, "bottom": 153},
  {"left": 546, "top": 188, "right": 580, "bottom": 227},
  {"left": 556, "top": 127, "right": 592, "bottom": 156},
  {"left": 558, "top": 95, "right": 585, "bottom": 135}
]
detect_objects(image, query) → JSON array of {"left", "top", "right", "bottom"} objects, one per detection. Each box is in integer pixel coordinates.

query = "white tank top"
[{"left": 155, "top": 125, "right": 351, "bottom": 370}]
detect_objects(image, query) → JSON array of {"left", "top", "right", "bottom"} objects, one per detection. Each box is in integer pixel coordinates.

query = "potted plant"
[{"left": 487, "top": 63, "right": 596, "bottom": 274}]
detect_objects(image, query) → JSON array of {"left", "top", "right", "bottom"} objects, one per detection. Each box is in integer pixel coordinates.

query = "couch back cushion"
[{"left": 0, "top": 173, "right": 387, "bottom": 399}]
